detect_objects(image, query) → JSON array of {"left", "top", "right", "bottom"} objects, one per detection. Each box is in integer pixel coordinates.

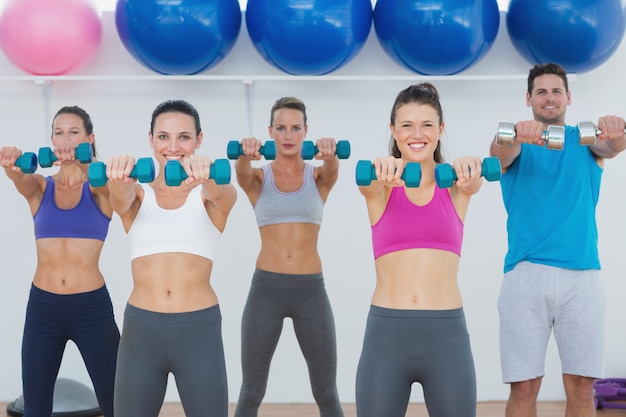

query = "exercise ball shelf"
[{"left": 0, "top": 73, "right": 576, "bottom": 83}]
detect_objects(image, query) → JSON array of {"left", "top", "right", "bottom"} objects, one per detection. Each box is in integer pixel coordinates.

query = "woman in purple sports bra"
[
  {"left": 355, "top": 83, "right": 486, "bottom": 417},
  {"left": 0, "top": 106, "right": 119, "bottom": 417}
]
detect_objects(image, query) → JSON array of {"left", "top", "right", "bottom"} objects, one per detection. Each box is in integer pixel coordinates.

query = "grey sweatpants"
[
  {"left": 234, "top": 269, "right": 343, "bottom": 417},
  {"left": 356, "top": 306, "right": 476, "bottom": 417},
  {"left": 114, "top": 303, "right": 228, "bottom": 417}
]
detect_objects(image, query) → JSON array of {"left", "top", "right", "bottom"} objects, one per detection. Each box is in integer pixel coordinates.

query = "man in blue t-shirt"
[{"left": 489, "top": 62, "right": 626, "bottom": 417}]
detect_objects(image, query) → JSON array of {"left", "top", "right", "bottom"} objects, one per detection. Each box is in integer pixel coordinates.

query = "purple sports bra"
[
  {"left": 371, "top": 185, "right": 463, "bottom": 259},
  {"left": 33, "top": 177, "right": 110, "bottom": 241}
]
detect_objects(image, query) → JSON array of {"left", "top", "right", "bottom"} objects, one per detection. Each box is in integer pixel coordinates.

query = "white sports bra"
[{"left": 129, "top": 184, "right": 221, "bottom": 261}]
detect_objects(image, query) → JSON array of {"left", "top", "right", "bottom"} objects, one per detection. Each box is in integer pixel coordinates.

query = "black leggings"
[
  {"left": 234, "top": 269, "right": 343, "bottom": 417},
  {"left": 356, "top": 306, "right": 476, "bottom": 417},
  {"left": 114, "top": 304, "right": 228, "bottom": 417},
  {"left": 21, "top": 284, "right": 120, "bottom": 417}
]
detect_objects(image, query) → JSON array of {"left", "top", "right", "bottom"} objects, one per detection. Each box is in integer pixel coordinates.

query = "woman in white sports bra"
[
  {"left": 105, "top": 99, "right": 237, "bottom": 417},
  {"left": 356, "top": 83, "right": 486, "bottom": 417},
  {"left": 233, "top": 96, "right": 345, "bottom": 417}
]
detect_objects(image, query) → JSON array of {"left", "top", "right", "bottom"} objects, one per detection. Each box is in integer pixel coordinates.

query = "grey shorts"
[{"left": 498, "top": 261, "right": 605, "bottom": 383}]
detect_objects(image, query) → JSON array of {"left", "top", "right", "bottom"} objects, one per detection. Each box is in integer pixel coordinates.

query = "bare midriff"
[
  {"left": 256, "top": 222, "right": 322, "bottom": 274},
  {"left": 130, "top": 252, "right": 216, "bottom": 313},
  {"left": 33, "top": 238, "right": 106, "bottom": 294},
  {"left": 372, "top": 248, "right": 463, "bottom": 310}
]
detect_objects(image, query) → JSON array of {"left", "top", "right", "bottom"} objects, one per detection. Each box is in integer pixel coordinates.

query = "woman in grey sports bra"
[{"left": 233, "top": 96, "right": 344, "bottom": 417}]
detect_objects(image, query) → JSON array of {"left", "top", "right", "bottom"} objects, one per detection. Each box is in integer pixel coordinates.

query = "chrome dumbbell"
[
  {"left": 496, "top": 121, "right": 565, "bottom": 151},
  {"left": 578, "top": 121, "right": 626, "bottom": 146}
]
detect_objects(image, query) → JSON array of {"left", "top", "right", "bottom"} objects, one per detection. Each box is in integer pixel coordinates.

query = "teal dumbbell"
[
  {"left": 14, "top": 152, "right": 38, "bottom": 174},
  {"left": 38, "top": 142, "right": 93, "bottom": 168},
  {"left": 355, "top": 160, "right": 421, "bottom": 188},
  {"left": 434, "top": 157, "right": 502, "bottom": 188},
  {"left": 87, "top": 158, "right": 155, "bottom": 187},
  {"left": 164, "top": 158, "right": 231, "bottom": 186},
  {"left": 301, "top": 140, "right": 351, "bottom": 160},
  {"left": 227, "top": 140, "right": 276, "bottom": 160}
]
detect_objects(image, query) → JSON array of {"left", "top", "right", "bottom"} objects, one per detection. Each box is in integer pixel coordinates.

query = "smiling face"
[
  {"left": 269, "top": 107, "right": 308, "bottom": 157},
  {"left": 149, "top": 112, "right": 202, "bottom": 165},
  {"left": 527, "top": 73, "right": 571, "bottom": 126},
  {"left": 390, "top": 102, "right": 443, "bottom": 163}
]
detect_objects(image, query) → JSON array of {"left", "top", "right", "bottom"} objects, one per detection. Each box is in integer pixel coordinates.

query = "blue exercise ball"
[
  {"left": 115, "top": 0, "right": 241, "bottom": 75},
  {"left": 506, "top": 0, "right": 625, "bottom": 73},
  {"left": 374, "top": 0, "right": 500, "bottom": 75},
  {"left": 245, "top": 0, "right": 372, "bottom": 75}
]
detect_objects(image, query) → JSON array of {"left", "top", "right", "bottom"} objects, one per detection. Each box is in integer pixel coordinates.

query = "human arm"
[
  {"left": 313, "top": 137, "right": 339, "bottom": 200},
  {"left": 105, "top": 154, "right": 142, "bottom": 231},
  {"left": 171, "top": 154, "right": 237, "bottom": 231},
  {"left": 357, "top": 156, "right": 408, "bottom": 225},
  {"left": 450, "top": 156, "right": 484, "bottom": 198},
  {"left": 358, "top": 156, "right": 405, "bottom": 199},
  {"left": 234, "top": 137, "right": 264, "bottom": 204},
  {"left": 489, "top": 120, "right": 547, "bottom": 171},
  {"left": 589, "top": 115, "right": 626, "bottom": 159},
  {"left": 180, "top": 155, "right": 237, "bottom": 232},
  {"left": 48, "top": 141, "right": 113, "bottom": 217},
  {"left": 0, "top": 146, "right": 45, "bottom": 206}
]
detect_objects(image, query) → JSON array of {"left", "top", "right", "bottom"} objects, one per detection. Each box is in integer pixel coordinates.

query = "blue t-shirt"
[{"left": 500, "top": 125, "right": 602, "bottom": 273}]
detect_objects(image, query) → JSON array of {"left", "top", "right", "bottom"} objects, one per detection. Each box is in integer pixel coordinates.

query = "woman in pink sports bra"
[
  {"left": 355, "top": 83, "right": 486, "bottom": 417},
  {"left": 0, "top": 106, "right": 119, "bottom": 417}
]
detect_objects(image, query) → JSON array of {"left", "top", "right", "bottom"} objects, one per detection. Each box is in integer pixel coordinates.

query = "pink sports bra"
[{"left": 371, "top": 185, "right": 463, "bottom": 259}]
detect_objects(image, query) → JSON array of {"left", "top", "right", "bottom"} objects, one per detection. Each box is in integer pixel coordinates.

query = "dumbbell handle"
[
  {"left": 227, "top": 140, "right": 276, "bottom": 160},
  {"left": 497, "top": 121, "right": 564, "bottom": 151},
  {"left": 88, "top": 158, "right": 155, "bottom": 187},
  {"left": 578, "top": 120, "right": 626, "bottom": 146},
  {"left": 434, "top": 157, "right": 502, "bottom": 188},
  {"left": 355, "top": 160, "right": 421, "bottom": 188},
  {"left": 302, "top": 140, "right": 350, "bottom": 160},
  {"left": 38, "top": 142, "right": 93, "bottom": 167},
  {"left": 164, "top": 159, "right": 231, "bottom": 186}
]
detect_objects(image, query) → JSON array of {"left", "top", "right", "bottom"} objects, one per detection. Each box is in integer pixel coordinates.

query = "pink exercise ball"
[{"left": 0, "top": 0, "right": 102, "bottom": 75}]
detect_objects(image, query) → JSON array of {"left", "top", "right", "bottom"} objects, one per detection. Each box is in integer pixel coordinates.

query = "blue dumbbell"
[
  {"left": 164, "top": 159, "right": 231, "bottom": 186},
  {"left": 434, "top": 157, "right": 502, "bottom": 188},
  {"left": 355, "top": 160, "right": 421, "bottom": 188},
  {"left": 227, "top": 140, "right": 276, "bottom": 160},
  {"left": 301, "top": 140, "right": 351, "bottom": 160},
  {"left": 88, "top": 158, "right": 156, "bottom": 187},
  {"left": 38, "top": 142, "right": 93, "bottom": 168}
]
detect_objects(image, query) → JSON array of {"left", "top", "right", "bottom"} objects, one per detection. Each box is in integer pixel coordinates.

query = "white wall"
[{"left": 0, "top": 8, "right": 625, "bottom": 406}]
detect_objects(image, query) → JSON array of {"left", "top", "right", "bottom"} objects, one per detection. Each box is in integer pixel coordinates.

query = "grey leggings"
[
  {"left": 234, "top": 269, "right": 343, "bottom": 417},
  {"left": 356, "top": 306, "right": 476, "bottom": 417},
  {"left": 114, "top": 304, "right": 228, "bottom": 417}
]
